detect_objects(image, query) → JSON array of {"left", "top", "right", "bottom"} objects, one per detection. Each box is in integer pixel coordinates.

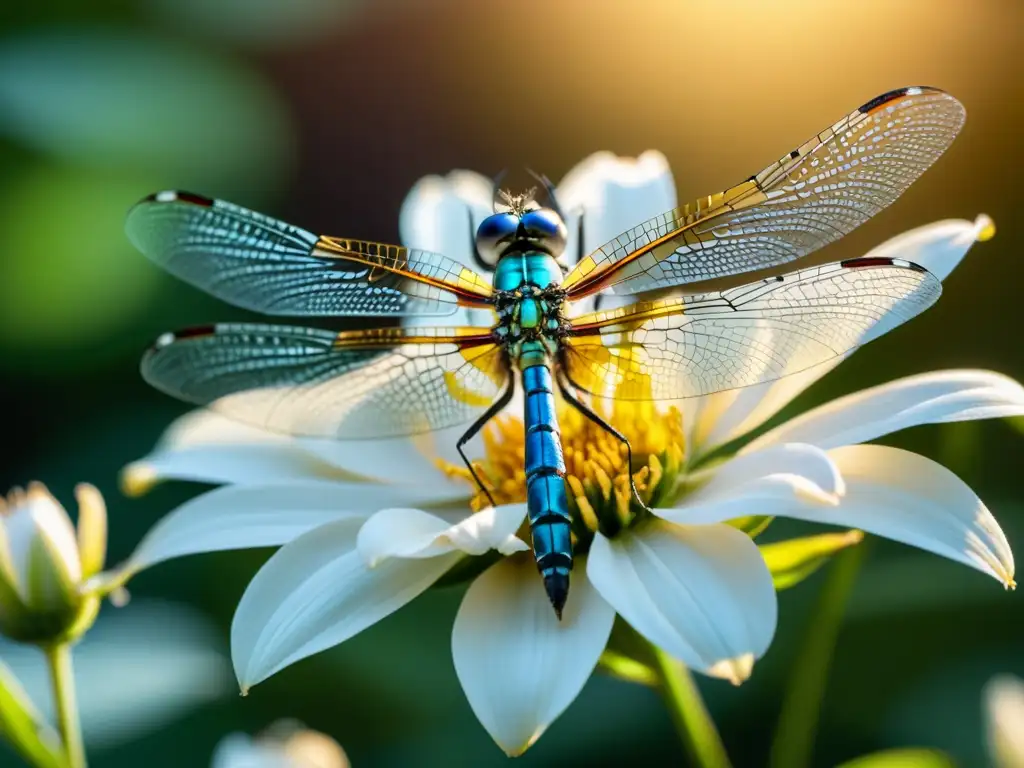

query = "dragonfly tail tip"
[{"left": 544, "top": 571, "right": 569, "bottom": 620}]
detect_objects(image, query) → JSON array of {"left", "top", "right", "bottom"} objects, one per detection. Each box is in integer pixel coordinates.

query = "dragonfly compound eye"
[
  {"left": 517, "top": 208, "right": 567, "bottom": 258},
  {"left": 475, "top": 212, "right": 520, "bottom": 263}
]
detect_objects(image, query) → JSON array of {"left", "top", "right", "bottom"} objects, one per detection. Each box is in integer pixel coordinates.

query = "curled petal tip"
[
  {"left": 73, "top": 482, "right": 100, "bottom": 500},
  {"left": 497, "top": 536, "right": 530, "bottom": 555},
  {"left": 844, "top": 530, "right": 865, "bottom": 546},
  {"left": 110, "top": 585, "right": 131, "bottom": 607},
  {"left": 708, "top": 654, "right": 754, "bottom": 686},
  {"left": 504, "top": 732, "right": 542, "bottom": 758},
  {"left": 975, "top": 214, "right": 996, "bottom": 242},
  {"left": 793, "top": 481, "right": 841, "bottom": 507},
  {"left": 121, "top": 464, "right": 158, "bottom": 498}
]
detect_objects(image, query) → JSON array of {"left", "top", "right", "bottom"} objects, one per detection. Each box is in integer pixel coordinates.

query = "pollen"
[{"left": 436, "top": 396, "right": 686, "bottom": 541}]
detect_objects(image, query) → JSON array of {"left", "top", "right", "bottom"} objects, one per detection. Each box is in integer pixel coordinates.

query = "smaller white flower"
[
  {"left": 212, "top": 721, "right": 349, "bottom": 768},
  {"left": 985, "top": 675, "right": 1024, "bottom": 768},
  {"left": 0, "top": 483, "right": 106, "bottom": 643}
]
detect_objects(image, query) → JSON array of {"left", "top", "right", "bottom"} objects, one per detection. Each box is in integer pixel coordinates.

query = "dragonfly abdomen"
[{"left": 521, "top": 363, "right": 573, "bottom": 618}]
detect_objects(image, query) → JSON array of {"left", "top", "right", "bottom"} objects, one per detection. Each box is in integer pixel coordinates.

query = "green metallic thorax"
[{"left": 492, "top": 250, "right": 566, "bottom": 369}]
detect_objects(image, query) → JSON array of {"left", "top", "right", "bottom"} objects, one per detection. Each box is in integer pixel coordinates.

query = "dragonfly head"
[{"left": 476, "top": 205, "right": 568, "bottom": 263}]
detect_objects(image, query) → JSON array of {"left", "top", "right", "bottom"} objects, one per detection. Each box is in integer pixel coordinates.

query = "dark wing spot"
[
  {"left": 151, "top": 325, "right": 217, "bottom": 352},
  {"left": 143, "top": 190, "right": 215, "bottom": 207},
  {"left": 858, "top": 86, "right": 927, "bottom": 114},
  {"left": 840, "top": 257, "right": 925, "bottom": 273}
]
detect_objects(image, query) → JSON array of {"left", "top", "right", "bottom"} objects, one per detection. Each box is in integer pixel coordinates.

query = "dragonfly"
[{"left": 129, "top": 86, "right": 964, "bottom": 616}]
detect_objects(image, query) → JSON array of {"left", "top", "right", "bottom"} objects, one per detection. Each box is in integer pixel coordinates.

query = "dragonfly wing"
[
  {"left": 142, "top": 324, "right": 507, "bottom": 438},
  {"left": 563, "top": 258, "right": 940, "bottom": 400},
  {"left": 127, "top": 191, "right": 494, "bottom": 316},
  {"left": 561, "top": 87, "right": 964, "bottom": 298}
]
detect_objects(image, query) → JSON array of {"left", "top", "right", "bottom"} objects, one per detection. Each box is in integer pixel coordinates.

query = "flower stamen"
[{"left": 436, "top": 397, "right": 687, "bottom": 549}]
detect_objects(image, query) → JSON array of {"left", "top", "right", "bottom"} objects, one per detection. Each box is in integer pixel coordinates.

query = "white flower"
[
  {"left": 105, "top": 202, "right": 1011, "bottom": 756},
  {"left": 212, "top": 722, "right": 348, "bottom": 768},
  {"left": 985, "top": 675, "right": 1024, "bottom": 768},
  {"left": 0, "top": 482, "right": 106, "bottom": 643},
  {"left": 399, "top": 150, "right": 676, "bottom": 324}
]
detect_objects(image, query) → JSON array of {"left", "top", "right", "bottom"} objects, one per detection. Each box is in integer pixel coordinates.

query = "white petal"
[
  {"left": 452, "top": 555, "right": 614, "bottom": 756},
  {"left": 684, "top": 356, "right": 847, "bottom": 460},
  {"left": 399, "top": 170, "right": 494, "bottom": 266},
  {"left": 299, "top": 423, "right": 478, "bottom": 490},
  {"left": 231, "top": 517, "right": 458, "bottom": 690},
  {"left": 357, "top": 505, "right": 529, "bottom": 566},
  {"left": 124, "top": 409, "right": 349, "bottom": 490},
  {"left": 694, "top": 443, "right": 844, "bottom": 501},
  {"left": 775, "top": 445, "right": 1014, "bottom": 587},
  {"left": 398, "top": 170, "right": 496, "bottom": 327},
  {"left": 442, "top": 504, "right": 529, "bottom": 556},
  {"left": 3, "top": 486, "right": 82, "bottom": 603},
  {"left": 149, "top": 408, "right": 287, "bottom": 449},
  {"left": 556, "top": 151, "right": 677, "bottom": 259},
  {"left": 862, "top": 214, "right": 994, "bottom": 282},
  {"left": 985, "top": 675, "right": 1024, "bottom": 768},
  {"left": 749, "top": 370, "right": 1024, "bottom": 453},
  {"left": 123, "top": 443, "right": 343, "bottom": 494},
  {"left": 127, "top": 409, "right": 462, "bottom": 491},
  {"left": 659, "top": 444, "right": 843, "bottom": 526},
  {"left": 116, "top": 482, "right": 425, "bottom": 576},
  {"left": 587, "top": 521, "right": 776, "bottom": 682}
]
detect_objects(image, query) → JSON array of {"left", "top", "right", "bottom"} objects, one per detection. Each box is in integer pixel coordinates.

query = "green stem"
[
  {"left": 650, "top": 645, "right": 732, "bottom": 768},
  {"left": 768, "top": 543, "right": 868, "bottom": 768},
  {"left": 598, "top": 649, "right": 659, "bottom": 687},
  {"left": 44, "top": 644, "right": 86, "bottom": 768}
]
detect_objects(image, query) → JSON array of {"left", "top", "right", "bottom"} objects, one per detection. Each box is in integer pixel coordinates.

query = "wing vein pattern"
[
  {"left": 142, "top": 324, "right": 506, "bottom": 438},
  {"left": 561, "top": 87, "right": 964, "bottom": 297},
  {"left": 127, "top": 194, "right": 493, "bottom": 317},
  {"left": 564, "top": 259, "right": 941, "bottom": 400}
]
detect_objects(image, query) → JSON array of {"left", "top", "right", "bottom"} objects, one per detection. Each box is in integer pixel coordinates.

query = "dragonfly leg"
[
  {"left": 456, "top": 376, "right": 515, "bottom": 506},
  {"left": 555, "top": 366, "right": 648, "bottom": 512}
]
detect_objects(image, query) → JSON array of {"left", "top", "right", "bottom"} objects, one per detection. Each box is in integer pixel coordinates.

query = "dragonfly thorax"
[{"left": 492, "top": 250, "right": 569, "bottom": 370}]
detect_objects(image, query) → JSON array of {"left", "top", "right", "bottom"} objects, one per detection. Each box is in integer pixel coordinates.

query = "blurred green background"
[{"left": 1, "top": 0, "right": 1022, "bottom": 765}]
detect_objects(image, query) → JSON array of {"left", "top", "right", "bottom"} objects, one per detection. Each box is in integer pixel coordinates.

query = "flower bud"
[{"left": 0, "top": 483, "right": 105, "bottom": 644}]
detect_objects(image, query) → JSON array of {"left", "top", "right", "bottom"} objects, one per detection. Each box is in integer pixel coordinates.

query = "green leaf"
[
  {"left": 0, "top": 658, "right": 66, "bottom": 768},
  {"left": 760, "top": 529, "right": 864, "bottom": 590},
  {"left": 727, "top": 515, "right": 774, "bottom": 538},
  {"left": 835, "top": 748, "right": 956, "bottom": 768}
]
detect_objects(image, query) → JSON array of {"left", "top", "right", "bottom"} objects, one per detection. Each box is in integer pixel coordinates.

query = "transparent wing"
[
  {"left": 142, "top": 323, "right": 507, "bottom": 438},
  {"left": 562, "top": 257, "right": 941, "bottom": 400},
  {"left": 127, "top": 191, "right": 494, "bottom": 317},
  {"left": 561, "top": 87, "right": 964, "bottom": 298}
]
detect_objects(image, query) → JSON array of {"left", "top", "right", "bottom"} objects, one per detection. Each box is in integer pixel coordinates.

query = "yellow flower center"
[{"left": 438, "top": 397, "right": 686, "bottom": 541}]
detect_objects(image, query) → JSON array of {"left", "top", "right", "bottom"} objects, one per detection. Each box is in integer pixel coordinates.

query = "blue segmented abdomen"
[{"left": 521, "top": 363, "right": 573, "bottom": 617}]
